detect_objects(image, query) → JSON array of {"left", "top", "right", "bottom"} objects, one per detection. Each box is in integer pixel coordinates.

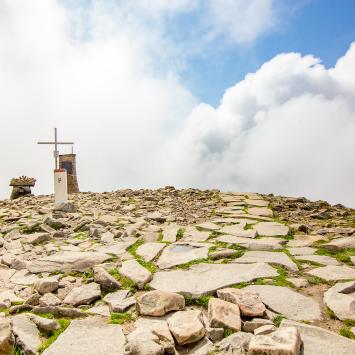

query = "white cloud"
[
  {"left": 164, "top": 44, "right": 355, "bottom": 207},
  {"left": 0, "top": 1, "right": 354, "bottom": 207}
]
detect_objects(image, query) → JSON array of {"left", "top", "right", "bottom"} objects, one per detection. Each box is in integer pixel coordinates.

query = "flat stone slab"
[
  {"left": 136, "top": 242, "right": 165, "bottom": 262},
  {"left": 157, "top": 243, "right": 209, "bottom": 269},
  {"left": 181, "top": 228, "right": 211, "bottom": 242},
  {"left": 96, "top": 239, "right": 137, "bottom": 256},
  {"left": 150, "top": 263, "right": 278, "bottom": 298},
  {"left": 27, "top": 251, "right": 112, "bottom": 273},
  {"left": 253, "top": 222, "right": 289, "bottom": 237},
  {"left": 280, "top": 319, "right": 355, "bottom": 355},
  {"left": 120, "top": 259, "right": 152, "bottom": 289},
  {"left": 287, "top": 234, "right": 327, "bottom": 248},
  {"left": 243, "top": 285, "right": 322, "bottom": 321},
  {"left": 323, "top": 281, "right": 355, "bottom": 320},
  {"left": 306, "top": 265, "right": 355, "bottom": 281},
  {"left": 322, "top": 236, "right": 355, "bottom": 251},
  {"left": 12, "top": 314, "right": 41, "bottom": 354},
  {"left": 234, "top": 251, "right": 298, "bottom": 271},
  {"left": 217, "top": 236, "right": 285, "bottom": 250},
  {"left": 195, "top": 222, "right": 220, "bottom": 231},
  {"left": 248, "top": 207, "right": 273, "bottom": 218},
  {"left": 295, "top": 255, "right": 340, "bottom": 266},
  {"left": 42, "top": 318, "right": 125, "bottom": 355},
  {"left": 246, "top": 199, "right": 269, "bottom": 207},
  {"left": 219, "top": 225, "right": 257, "bottom": 238},
  {"left": 162, "top": 224, "right": 180, "bottom": 243},
  {"left": 288, "top": 247, "right": 316, "bottom": 256}
]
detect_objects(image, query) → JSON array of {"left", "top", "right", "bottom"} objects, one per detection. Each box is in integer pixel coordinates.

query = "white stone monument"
[{"left": 37, "top": 128, "right": 74, "bottom": 205}]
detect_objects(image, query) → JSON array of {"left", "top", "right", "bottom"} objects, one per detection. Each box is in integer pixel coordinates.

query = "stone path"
[{"left": 0, "top": 187, "right": 354, "bottom": 354}]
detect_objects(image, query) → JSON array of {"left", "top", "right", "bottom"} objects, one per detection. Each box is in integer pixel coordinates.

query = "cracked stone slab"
[
  {"left": 136, "top": 242, "right": 165, "bottom": 262},
  {"left": 295, "top": 254, "right": 340, "bottom": 266},
  {"left": 306, "top": 265, "right": 355, "bottom": 281},
  {"left": 27, "top": 251, "right": 112, "bottom": 273},
  {"left": 150, "top": 263, "right": 278, "bottom": 298},
  {"left": 217, "top": 235, "right": 285, "bottom": 250},
  {"left": 157, "top": 243, "right": 209, "bottom": 269},
  {"left": 323, "top": 281, "right": 355, "bottom": 320},
  {"left": 233, "top": 251, "right": 298, "bottom": 271},
  {"left": 287, "top": 234, "right": 327, "bottom": 248},
  {"left": 219, "top": 225, "right": 257, "bottom": 238},
  {"left": 322, "top": 236, "right": 355, "bottom": 251},
  {"left": 42, "top": 318, "right": 125, "bottom": 355},
  {"left": 243, "top": 285, "right": 322, "bottom": 321},
  {"left": 253, "top": 222, "right": 289, "bottom": 237},
  {"left": 280, "top": 319, "right": 355, "bottom": 355},
  {"left": 248, "top": 207, "right": 273, "bottom": 218}
]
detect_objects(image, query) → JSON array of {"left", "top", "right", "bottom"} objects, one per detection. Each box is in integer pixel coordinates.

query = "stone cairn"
[{"left": 9, "top": 176, "right": 36, "bottom": 200}]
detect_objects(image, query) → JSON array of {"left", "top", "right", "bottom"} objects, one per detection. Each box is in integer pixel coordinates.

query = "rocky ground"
[{"left": 0, "top": 187, "right": 354, "bottom": 354}]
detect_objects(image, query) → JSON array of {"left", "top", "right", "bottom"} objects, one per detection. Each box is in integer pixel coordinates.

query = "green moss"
[
  {"left": 223, "top": 329, "right": 233, "bottom": 338},
  {"left": 11, "top": 346, "right": 23, "bottom": 355},
  {"left": 127, "top": 239, "right": 157, "bottom": 273},
  {"left": 308, "top": 275, "right": 326, "bottom": 285},
  {"left": 176, "top": 228, "right": 185, "bottom": 240},
  {"left": 20, "top": 223, "right": 41, "bottom": 234},
  {"left": 273, "top": 314, "right": 286, "bottom": 327},
  {"left": 120, "top": 275, "right": 137, "bottom": 293},
  {"left": 339, "top": 326, "right": 355, "bottom": 340},
  {"left": 73, "top": 231, "right": 89, "bottom": 240},
  {"left": 344, "top": 319, "right": 355, "bottom": 327},
  {"left": 316, "top": 247, "right": 355, "bottom": 266},
  {"left": 38, "top": 319, "right": 71, "bottom": 353},
  {"left": 110, "top": 312, "right": 134, "bottom": 325},
  {"left": 270, "top": 265, "right": 295, "bottom": 288},
  {"left": 176, "top": 258, "right": 212, "bottom": 270},
  {"left": 325, "top": 306, "right": 337, "bottom": 320},
  {"left": 185, "top": 295, "right": 211, "bottom": 309}
]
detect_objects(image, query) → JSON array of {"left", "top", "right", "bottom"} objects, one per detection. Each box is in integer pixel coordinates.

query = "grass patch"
[
  {"left": 108, "top": 269, "right": 137, "bottom": 293},
  {"left": 316, "top": 247, "right": 355, "bottom": 266},
  {"left": 269, "top": 265, "right": 295, "bottom": 288},
  {"left": 110, "top": 312, "right": 135, "bottom": 325},
  {"left": 176, "top": 228, "right": 185, "bottom": 240},
  {"left": 127, "top": 239, "right": 157, "bottom": 273},
  {"left": 185, "top": 295, "right": 211, "bottom": 309},
  {"left": 223, "top": 329, "right": 233, "bottom": 338},
  {"left": 340, "top": 326, "right": 355, "bottom": 340},
  {"left": 308, "top": 275, "right": 326, "bottom": 285},
  {"left": 176, "top": 258, "right": 212, "bottom": 270},
  {"left": 11, "top": 346, "right": 23, "bottom": 355},
  {"left": 244, "top": 223, "right": 254, "bottom": 230},
  {"left": 38, "top": 319, "right": 71, "bottom": 353},
  {"left": 325, "top": 306, "right": 337, "bottom": 320},
  {"left": 273, "top": 314, "right": 286, "bottom": 327},
  {"left": 73, "top": 231, "right": 89, "bottom": 240}
]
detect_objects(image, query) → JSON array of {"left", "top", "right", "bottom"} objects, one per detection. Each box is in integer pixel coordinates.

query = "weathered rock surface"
[
  {"left": 244, "top": 285, "right": 322, "bottom": 321},
  {"left": 103, "top": 290, "right": 136, "bottom": 313},
  {"left": 42, "top": 318, "right": 125, "bottom": 355},
  {"left": 215, "top": 332, "right": 253, "bottom": 354},
  {"left": 233, "top": 251, "right": 298, "bottom": 271},
  {"left": 0, "top": 318, "right": 14, "bottom": 355},
  {"left": 217, "top": 288, "right": 266, "bottom": 317},
  {"left": 120, "top": 260, "right": 152, "bottom": 289},
  {"left": 93, "top": 266, "right": 121, "bottom": 292},
  {"left": 253, "top": 222, "right": 289, "bottom": 236},
  {"left": 208, "top": 297, "right": 241, "bottom": 331},
  {"left": 167, "top": 310, "right": 205, "bottom": 345},
  {"left": 12, "top": 314, "right": 41, "bottom": 355},
  {"left": 249, "top": 326, "right": 301, "bottom": 355},
  {"left": 27, "top": 251, "right": 111, "bottom": 273},
  {"left": 323, "top": 281, "right": 355, "bottom": 320},
  {"left": 136, "top": 290, "right": 185, "bottom": 316},
  {"left": 294, "top": 254, "right": 340, "bottom": 266},
  {"left": 150, "top": 263, "right": 278, "bottom": 298},
  {"left": 322, "top": 236, "right": 355, "bottom": 251},
  {"left": 136, "top": 242, "right": 165, "bottom": 262},
  {"left": 157, "top": 243, "right": 209, "bottom": 269},
  {"left": 64, "top": 282, "right": 101, "bottom": 306},
  {"left": 306, "top": 265, "right": 355, "bottom": 281},
  {"left": 280, "top": 319, "right": 355, "bottom": 355}
]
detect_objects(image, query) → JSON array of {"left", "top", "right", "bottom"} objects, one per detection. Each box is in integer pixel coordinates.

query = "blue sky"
[{"left": 180, "top": 0, "right": 355, "bottom": 105}]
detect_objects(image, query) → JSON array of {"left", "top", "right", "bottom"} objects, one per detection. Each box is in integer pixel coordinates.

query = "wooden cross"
[{"left": 37, "top": 128, "right": 74, "bottom": 169}]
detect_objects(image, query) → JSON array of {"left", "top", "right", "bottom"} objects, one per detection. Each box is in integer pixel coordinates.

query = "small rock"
[
  {"left": 254, "top": 324, "right": 277, "bottom": 335},
  {"left": 167, "top": 310, "right": 205, "bottom": 345},
  {"left": 35, "top": 277, "right": 59, "bottom": 294},
  {"left": 136, "top": 290, "right": 185, "bottom": 316},
  {"left": 243, "top": 318, "right": 274, "bottom": 333},
  {"left": 217, "top": 288, "right": 266, "bottom": 317},
  {"left": 249, "top": 326, "right": 301, "bottom": 355},
  {"left": 208, "top": 298, "right": 241, "bottom": 331},
  {"left": 39, "top": 293, "right": 61, "bottom": 307},
  {"left": 93, "top": 266, "right": 121, "bottom": 292},
  {"left": 104, "top": 290, "right": 136, "bottom": 313},
  {"left": 28, "top": 314, "right": 59, "bottom": 333},
  {"left": 64, "top": 283, "right": 101, "bottom": 306},
  {"left": 215, "top": 332, "right": 253, "bottom": 354},
  {"left": 119, "top": 260, "right": 152, "bottom": 289},
  {"left": 0, "top": 318, "right": 14, "bottom": 355},
  {"left": 53, "top": 202, "right": 77, "bottom": 213}
]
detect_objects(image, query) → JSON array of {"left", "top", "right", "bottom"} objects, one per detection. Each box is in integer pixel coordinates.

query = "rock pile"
[{"left": 0, "top": 187, "right": 354, "bottom": 354}]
